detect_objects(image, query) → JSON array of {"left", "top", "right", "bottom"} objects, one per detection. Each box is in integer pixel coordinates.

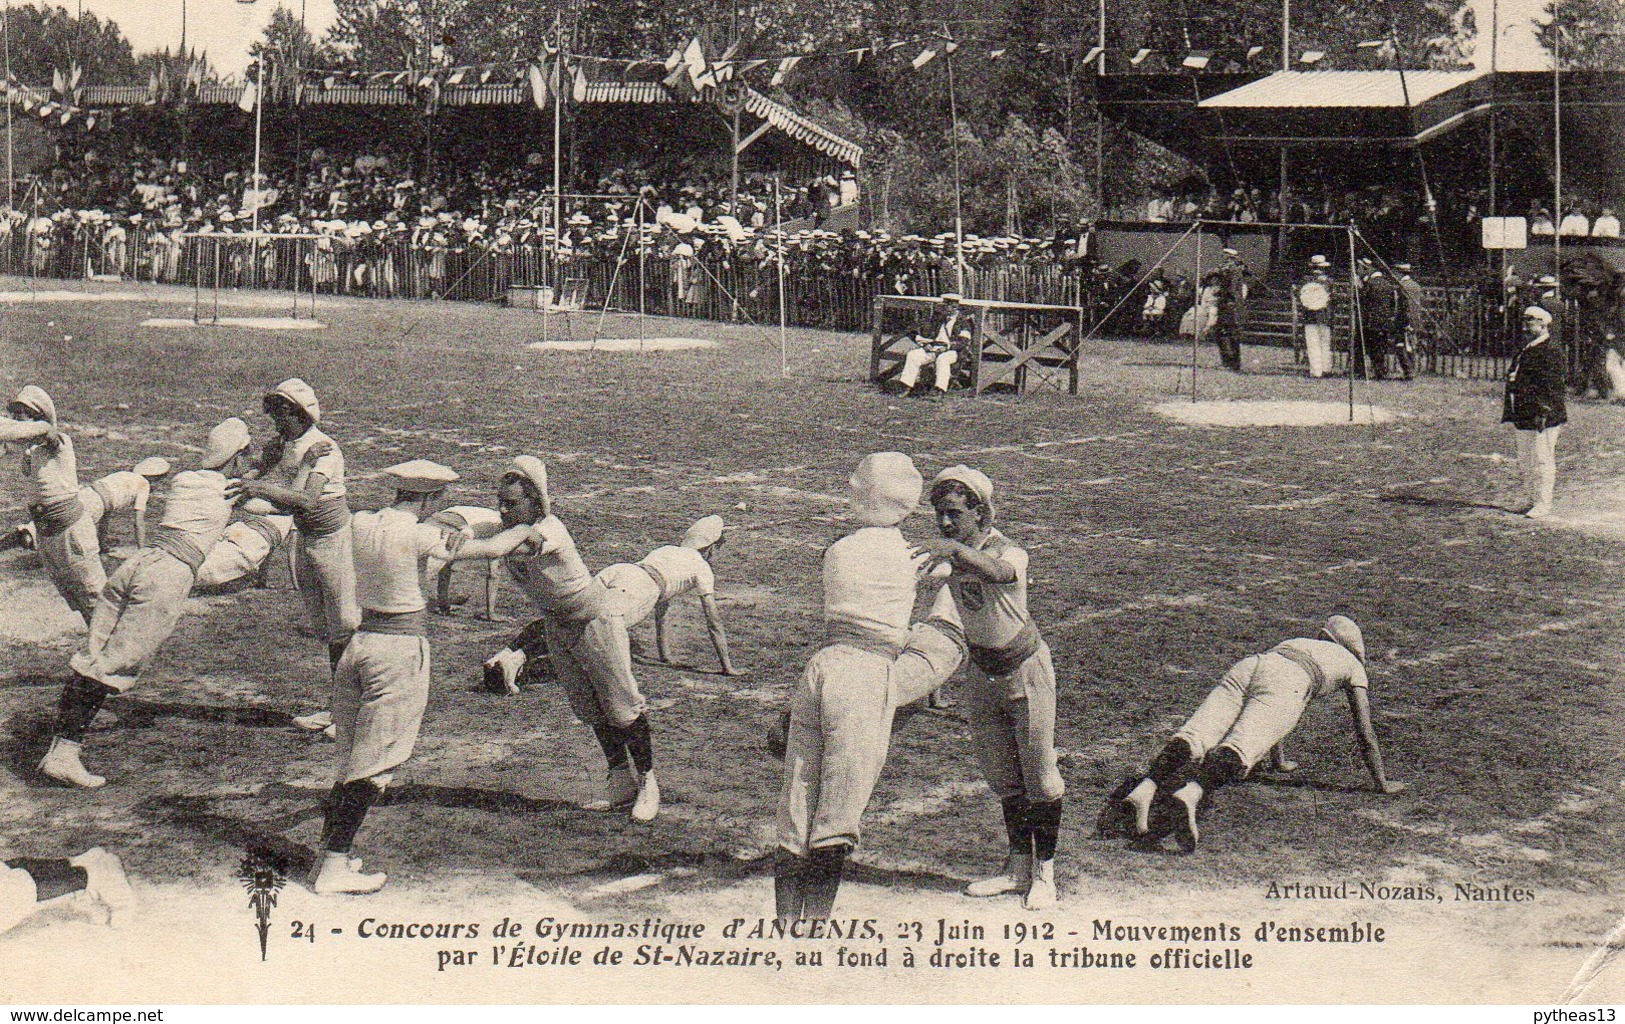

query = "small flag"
[
  {"left": 417, "top": 72, "right": 435, "bottom": 88},
  {"left": 741, "top": 59, "right": 768, "bottom": 72},
  {"left": 447, "top": 67, "right": 465, "bottom": 85},
  {"left": 392, "top": 70, "right": 410, "bottom": 84},
  {"left": 1246, "top": 45, "right": 1264, "bottom": 58},
  {"left": 912, "top": 48, "right": 937, "bottom": 68},
  {"left": 1183, "top": 50, "right": 1211, "bottom": 69},
  {"left": 238, "top": 74, "right": 258, "bottom": 112},
  {"left": 1130, "top": 48, "right": 1151, "bottom": 65},
  {"left": 1081, "top": 45, "right": 1104, "bottom": 64},
  {"left": 664, "top": 47, "right": 683, "bottom": 73},
  {"left": 683, "top": 36, "right": 714, "bottom": 89},
  {"left": 989, "top": 48, "right": 1006, "bottom": 60},
  {"left": 944, "top": 41, "right": 958, "bottom": 53},
  {"left": 479, "top": 66, "right": 493, "bottom": 83},
  {"left": 61, "top": 109, "right": 73, "bottom": 125},
  {"left": 52, "top": 68, "right": 65, "bottom": 95},
  {"left": 770, "top": 55, "right": 802, "bottom": 86},
  {"left": 84, "top": 114, "right": 96, "bottom": 130},
  {"left": 1300, "top": 50, "right": 1325, "bottom": 64},
  {"left": 571, "top": 65, "right": 587, "bottom": 102},
  {"left": 528, "top": 62, "right": 551, "bottom": 109}
]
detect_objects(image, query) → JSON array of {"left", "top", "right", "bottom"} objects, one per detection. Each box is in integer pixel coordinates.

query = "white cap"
[
  {"left": 930, "top": 465, "right": 995, "bottom": 523},
  {"left": 266, "top": 378, "right": 321, "bottom": 424},
  {"left": 1309, "top": 254, "right": 1329, "bottom": 267},
  {"left": 132, "top": 456, "right": 172, "bottom": 478},
  {"left": 849, "top": 453, "right": 923, "bottom": 528},
  {"left": 9, "top": 385, "right": 56, "bottom": 426},
  {"left": 503, "top": 456, "right": 550, "bottom": 518},
  {"left": 1523, "top": 305, "right": 1553, "bottom": 324},
  {"left": 384, "top": 459, "right": 459, "bottom": 495},
  {"left": 1321, "top": 615, "right": 1366, "bottom": 664},
  {"left": 681, "top": 514, "right": 726, "bottom": 549},
  {"left": 200, "top": 417, "right": 251, "bottom": 469}
]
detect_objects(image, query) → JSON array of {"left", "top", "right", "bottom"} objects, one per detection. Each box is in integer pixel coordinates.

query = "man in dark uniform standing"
[
  {"left": 1357, "top": 265, "right": 1399, "bottom": 380},
  {"left": 1213, "top": 248, "right": 1248, "bottom": 373},
  {"left": 1395, "top": 263, "right": 1424, "bottom": 380}
]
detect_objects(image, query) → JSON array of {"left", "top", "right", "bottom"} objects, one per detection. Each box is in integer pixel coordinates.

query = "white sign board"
[{"left": 1482, "top": 216, "right": 1528, "bottom": 250}]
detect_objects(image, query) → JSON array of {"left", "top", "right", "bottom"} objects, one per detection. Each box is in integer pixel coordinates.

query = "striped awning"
[
  {"left": 53, "top": 73, "right": 862, "bottom": 167},
  {"left": 1199, "top": 69, "right": 1488, "bottom": 109},
  {"left": 743, "top": 88, "right": 862, "bottom": 167}
]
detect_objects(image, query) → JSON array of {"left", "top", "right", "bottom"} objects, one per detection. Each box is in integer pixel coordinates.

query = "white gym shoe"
[
  {"left": 70, "top": 847, "right": 134, "bottom": 923},
  {"left": 310, "top": 852, "right": 387, "bottom": 895},
  {"left": 293, "top": 710, "right": 333, "bottom": 732},
  {"left": 965, "top": 853, "right": 1031, "bottom": 897},
  {"left": 482, "top": 649, "right": 526, "bottom": 695},
  {"left": 1023, "top": 859, "right": 1057, "bottom": 911},
  {"left": 1122, "top": 779, "right": 1157, "bottom": 836},
  {"left": 580, "top": 767, "right": 638, "bottom": 812},
  {"left": 1168, "top": 787, "right": 1202, "bottom": 854},
  {"left": 631, "top": 770, "right": 660, "bottom": 822},
  {"left": 39, "top": 737, "right": 106, "bottom": 789}
]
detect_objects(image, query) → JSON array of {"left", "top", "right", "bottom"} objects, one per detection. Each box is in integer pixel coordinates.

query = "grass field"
[{"left": 1, "top": 277, "right": 1622, "bottom": 1004}]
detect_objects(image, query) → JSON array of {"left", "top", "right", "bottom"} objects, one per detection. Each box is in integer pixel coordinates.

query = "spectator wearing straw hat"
[
  {"left": 1298, "top": 255, "right": 1335, "bottom": 379},
  {"left": 1503, "top": 305, "right": 1566, "bottom": 519},
  {"left": 894, "top": 292, "right": 975, "bottom": 395}
]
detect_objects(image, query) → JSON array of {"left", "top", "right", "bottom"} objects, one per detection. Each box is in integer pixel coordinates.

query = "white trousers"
[
  {"left": 1304, "top": 324, "right": 1333, "bottom": 378},
  {"left": 1606, "top": 349, "right": 1625, "bottom": 397},
  {"left": 898, "top": 348, "right": 958, "bottom": 391},
  {"left": 1515, "top": 425, "right": 1561, "bottom": 511}
]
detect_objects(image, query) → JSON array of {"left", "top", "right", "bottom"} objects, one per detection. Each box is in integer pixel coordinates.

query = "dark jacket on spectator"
[{"left": 1502, "top": 335, "right": 1568, "bottom": 431}]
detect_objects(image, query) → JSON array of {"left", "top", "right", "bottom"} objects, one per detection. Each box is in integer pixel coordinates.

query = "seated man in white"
[{"left": 896, "top": 292, "right": 975, "bottom": 394}]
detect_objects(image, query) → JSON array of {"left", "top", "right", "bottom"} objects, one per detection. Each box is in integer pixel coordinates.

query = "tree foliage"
[
  {"left": 0, "top": 3, "right": 142, "bottom": 86},
  {"left": 1537, "top": 0, "right": 1625, "bottom": 70}
]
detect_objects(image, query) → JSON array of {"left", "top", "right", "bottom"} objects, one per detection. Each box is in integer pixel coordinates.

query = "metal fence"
[{"left": 0, "top": 222, "right": 1529, "bottom": 379}]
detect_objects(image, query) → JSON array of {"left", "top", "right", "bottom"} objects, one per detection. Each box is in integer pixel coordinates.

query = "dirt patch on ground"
[
  {"left": 1152, "top": 399, "right": 1397, "bottom": 427},
  {"left": 141, "top": 317, "right": 327, "bottom": 331},
  {"left": 527, "top": 338, "right": 719, "bottom": 352}
]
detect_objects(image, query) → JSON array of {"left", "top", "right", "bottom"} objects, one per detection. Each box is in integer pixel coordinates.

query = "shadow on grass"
[
  {"left": 112, "top": 696, "right": 299, "bottom": 730},
  {"left": 1379, "top": 491, "right": 1510, "bottom": 513},
  {"left": 144, "top": 793, "right": 319, "bottom": 879},
  {"left": 380, "top": 781, "right": 580, "bottom": 816}
]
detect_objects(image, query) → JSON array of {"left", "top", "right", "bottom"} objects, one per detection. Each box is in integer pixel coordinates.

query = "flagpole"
[
  {"left": 552, "top": 7, "right": 563, "bottom": 303},
  {"left": 776, "top": 174, "right": 787, "bottom": 378},
  {"left": 251, "top": 58, "right": 265, "bottom": 286},
  {"left": 3, "top": 0, "right": 13, "bottom": 209},
  {"left": 944, "top": 22, "right": 966, "bottom": 296}
]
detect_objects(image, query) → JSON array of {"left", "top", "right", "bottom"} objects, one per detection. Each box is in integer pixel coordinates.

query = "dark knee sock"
[
  {"left": 4, "top": 858, "right": 88, "bottom": 901},
  {"left": 327, "top": 641, "right": 349, "bottom": 673},
  {"left": 1147, "top": 738, "right": 1195, "bottom": 789},
  {"left": 773, "top": 853, "right": 806, "bottom": 924},
  {"left": 511, "top": 619, "right": 550, "bottom": 658},
  {"left": 801, "top": 844, "right": 849, "bottom": 921},
  {"left": 1197, "top": 747, "right": 1247, "bottom": 795},
  {"left": 592, "top": 725, "right": 630, "bottom": 771},
  {"left": 623, "top": 715, "right": 654, "bottom": 775},
  {"left": 1028, "top": 798, "right": 1064, "bottom": 861},
  {"left": 55, "top": 676, "right": 114, "bottom": 742},
  {"left": 321, "top": 778, "right": 384, "bottom": 854},
  {"left": 1000, "top": 795, "right": 1030, "bottom": 854}
]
